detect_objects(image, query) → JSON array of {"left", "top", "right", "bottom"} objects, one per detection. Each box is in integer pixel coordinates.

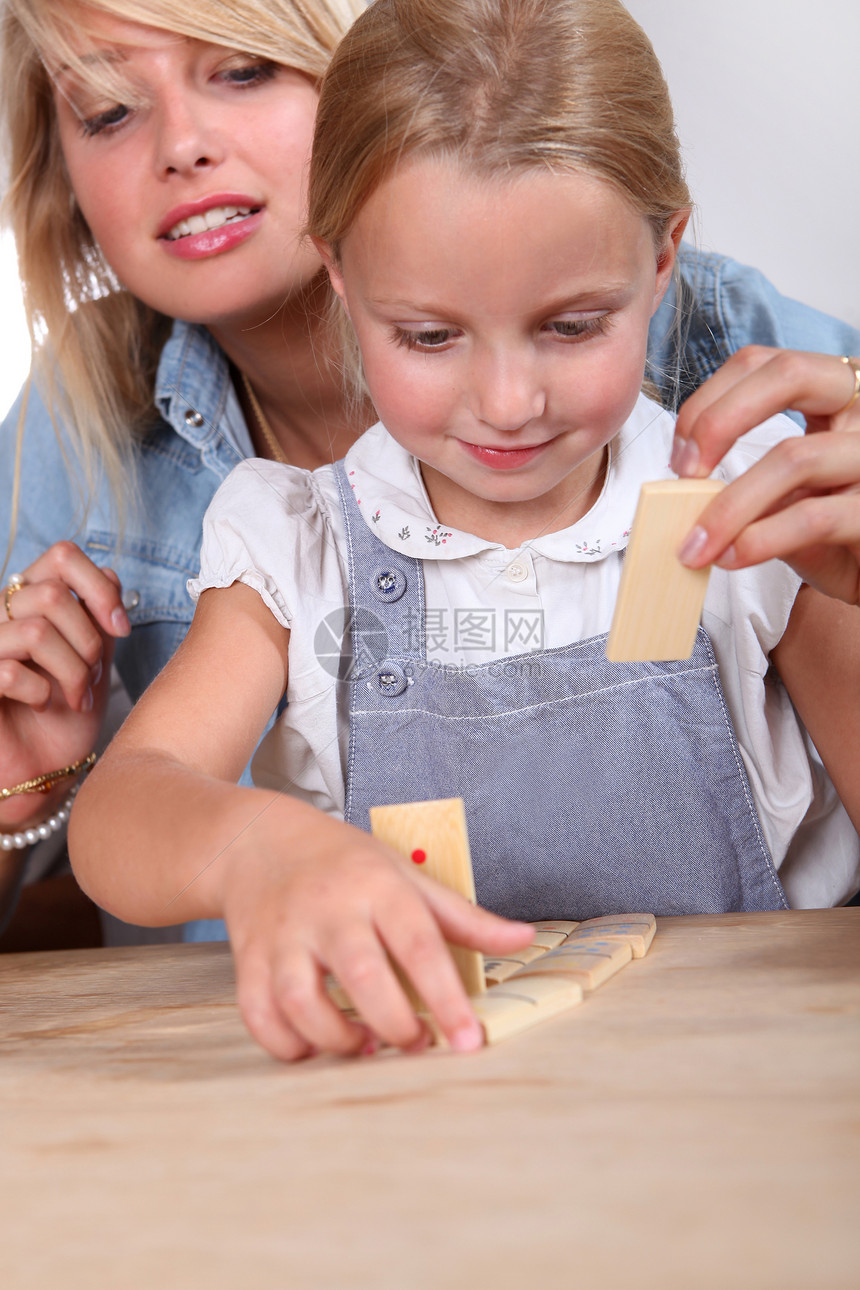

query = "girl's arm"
[
  {"left": 70, "top": 582, "right": 532, "bottom": 1061},
  {"left": 771, "top": 584, "right": 860, "bottom": 833},
  {"left": 672, "top": 347, "right": 860, "bottom": 604}
]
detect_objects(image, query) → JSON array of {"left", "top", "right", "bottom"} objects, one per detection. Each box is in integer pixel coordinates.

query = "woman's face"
[{"left": 52, "top": 12, "right": 322, "bottom": 328}]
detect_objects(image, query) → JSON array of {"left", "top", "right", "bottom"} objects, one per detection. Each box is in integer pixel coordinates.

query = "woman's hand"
[
  {"left": 219, "top": 804, "right": 535, "bottom": 1062},
  {"left": 671, "top": 347, "right": 860, "bottom": 603},
  {"left": 0, "top": 541, "right": 130, "bottom": 831}
]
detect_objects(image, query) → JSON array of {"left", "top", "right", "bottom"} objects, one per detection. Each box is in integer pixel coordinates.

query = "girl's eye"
[
  {"left": 545, "top": 315, "right": 612, "bottom": 341},
  {"left": 219, "top": 60, "right": 279, "bottom": 88},
  {"left": 393, "top": 327, "right": 457, "bottom": 351},
  {"left": 80, "top": 102, "right": 131, "bottom": 137}
]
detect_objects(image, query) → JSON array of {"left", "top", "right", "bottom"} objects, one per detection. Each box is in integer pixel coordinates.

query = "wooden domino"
[
  {"left": 426, "top": 974, "right": 583, "bottom": 1047},
  {"left": 370, "top": 797, "right": 485, "bottom": 1000},
  {"left": 533, "top": 920, "right": 580, "bottom": 936},
  {"left": 483, "top": 945, "right": 551, "bottom": 985},
  {"left": 509, "top": 938, "right": 632, "bottom": 990},
  {"left": 605, "top": 478, "right": 725, "bottom": 662},
  {"left": 573, "top": 914, "right": 657, "bottom": 958}
]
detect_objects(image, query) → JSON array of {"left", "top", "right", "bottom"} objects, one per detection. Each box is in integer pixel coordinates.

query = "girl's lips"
[{"left": 459, "top": 439, "right": 553, "bottom": 470}]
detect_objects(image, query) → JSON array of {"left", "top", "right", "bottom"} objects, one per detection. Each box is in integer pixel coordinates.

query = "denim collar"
[{"left": 154, "top": 320, "right": 252, "bottom": 461}]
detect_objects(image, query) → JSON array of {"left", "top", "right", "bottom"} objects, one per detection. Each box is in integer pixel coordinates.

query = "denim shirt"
[{"left": 2, "top": 247, "right": 858, "bottom": 938}]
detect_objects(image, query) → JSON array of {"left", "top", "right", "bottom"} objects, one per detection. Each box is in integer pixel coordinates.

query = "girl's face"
[
  {"left": 52, "top": 11, "right": 322, "bottom": 329},
  {"left": 322, "top": 158, "right": 687, "bottom": 542}
]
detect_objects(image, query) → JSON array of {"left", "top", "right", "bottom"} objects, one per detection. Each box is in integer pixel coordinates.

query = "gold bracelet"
[{"left": 0, "top": 751, "right": 97, "bottom": 799}]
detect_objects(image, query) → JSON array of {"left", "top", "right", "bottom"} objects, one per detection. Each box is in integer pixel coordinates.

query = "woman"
[{"left": 1, "top": 0, "right": 858, "bottom": 939}]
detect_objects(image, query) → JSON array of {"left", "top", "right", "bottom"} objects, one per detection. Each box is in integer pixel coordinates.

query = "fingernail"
[
  {"left": 112, "top": 607, "right": 131, "bottom": 635},
  {"left": 90, "top": 659, "right": 103, "bottom": 687},
  {"left": 450, "top": 1019, "right": 484, "bottom": 1053},
  {"left": 677, "top": 525, "right": 708, "bottom": 566},
  {"left": 669, "top": 436, "right": 685, "bottom": 474},
  {"left": 677, "top": 438, "right": 701, "bottom": 477},
  {"left": 716, "top": 544, "right": 737, "bottom": 568},
  {"left": 81, "top": 687, "right": 93, "bottom": 712},
  {"left": 360, "top": 1033, "right": 380, "bottom": 1057}
]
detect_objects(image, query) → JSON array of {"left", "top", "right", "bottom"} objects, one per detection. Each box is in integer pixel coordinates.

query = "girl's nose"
[
  {"left": 154, "top": 93, "right": 226, "bottom": 178},
  {"left": 472, "top": 348, "right": 546, "bottom": 432}
]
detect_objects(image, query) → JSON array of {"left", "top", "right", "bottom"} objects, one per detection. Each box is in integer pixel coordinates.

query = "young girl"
[
  {"left": 2, "top": 0, "right": 858, "bottom": 950},
  {"left": 71, "top": 0, "right": 860, "bottom": 1061}
]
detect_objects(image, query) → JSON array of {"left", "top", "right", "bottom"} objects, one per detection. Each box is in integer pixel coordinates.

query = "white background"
[{"left": 1, "top": 0, "right": 859, "bottom": 419}]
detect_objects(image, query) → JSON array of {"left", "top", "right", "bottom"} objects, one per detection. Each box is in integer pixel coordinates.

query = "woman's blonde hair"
[
  {"left": 308, "top": 0, "right": 691, "bottom": 394},
  {"left": 0, "top": 0, "right": 363, "bottom": 536}
]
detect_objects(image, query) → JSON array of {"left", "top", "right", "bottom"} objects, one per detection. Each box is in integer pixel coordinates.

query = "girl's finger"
[
  {"left": 234, "top": 951, "right": 319, "bottom": 1063},
  {"left": 416, "top": 873, "right": 535, "bottom": 955},
  {"left": 269, "top": 946, "right": 375, "bottom": 1056},
  {"left": 377, "top": 907, "right": 485, "bottom": 1052},
  {"left": 326, "top": 922, "right": 433, "bottom": 1051}
]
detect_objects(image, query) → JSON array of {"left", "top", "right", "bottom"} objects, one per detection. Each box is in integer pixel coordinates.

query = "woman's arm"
[{"left": 70, "top": 582, "right": 532, "bottom": 1061}]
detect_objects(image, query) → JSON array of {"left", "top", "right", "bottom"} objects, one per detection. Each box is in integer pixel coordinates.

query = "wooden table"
[{"left": 1, "top": 910, "right": 858, "bottom": 1289}]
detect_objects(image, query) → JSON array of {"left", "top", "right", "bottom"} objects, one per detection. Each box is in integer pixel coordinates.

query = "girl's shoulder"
[{"left": 191, "top": 457, "right": 347, "bottom": 631}]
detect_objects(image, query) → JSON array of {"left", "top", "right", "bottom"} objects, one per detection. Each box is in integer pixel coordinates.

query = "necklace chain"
[{"left": 241, "top": 372, "right": 289, "bottom": 464}]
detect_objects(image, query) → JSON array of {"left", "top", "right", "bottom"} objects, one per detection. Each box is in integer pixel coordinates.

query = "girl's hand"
[
  {"left": 0, "top": 541, "right": 130, "bottom": 830},
  {"left": 220, "top": 807, "right": 535, "bottom": 1062},
  {"left": 671, "top": 347, "right": 860, "bottom": 603}
]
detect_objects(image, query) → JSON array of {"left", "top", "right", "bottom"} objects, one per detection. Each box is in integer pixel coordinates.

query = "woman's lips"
[
  {"left": 459, "top": 439, "right": 553, "bottom": 470},
  {"left": 158, "top": 199, "right": 264, "bottom": 260}
]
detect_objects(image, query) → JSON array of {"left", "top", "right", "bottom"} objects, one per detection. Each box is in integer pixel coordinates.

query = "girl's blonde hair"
[
  {"left": 308, "top": 0, "right": 691, "bottom": 393},
  {"left": 0, "top": 0, "right": 363, "bottom": 535}
]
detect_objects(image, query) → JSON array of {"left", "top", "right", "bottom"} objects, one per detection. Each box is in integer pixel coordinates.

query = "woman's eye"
[
  {"left": 80, "top": 103, "right": 131, "bottom": 137},
  {"left": 545, "top": 315, "right": 612, "bottom": 340},
  {"left": 393, "top": 328, "right": 456, "bottom": 351},
  {"left": 220, "top": 60, "right": 279, "bottom": 88}
]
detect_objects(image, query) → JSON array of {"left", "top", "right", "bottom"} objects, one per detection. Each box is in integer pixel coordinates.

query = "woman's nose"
[
  {"left": 154, "top": 92, "right": 226, "bottom": 178},
  {"left": 472, "top": 348, "right": 546, "bottom": 432}
]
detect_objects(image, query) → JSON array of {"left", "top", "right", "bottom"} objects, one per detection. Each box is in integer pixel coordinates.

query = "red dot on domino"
[{"left": 411, "top": 849, "right": 427, "bottom": 864}]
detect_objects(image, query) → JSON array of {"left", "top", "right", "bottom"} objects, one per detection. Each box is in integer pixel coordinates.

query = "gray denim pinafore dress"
[{"left": 334, "top": 465, "right": 788, "bottom": 920}]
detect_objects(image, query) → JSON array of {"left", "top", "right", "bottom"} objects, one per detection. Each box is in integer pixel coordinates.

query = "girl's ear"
[
  {"left": 312, "top": 237, "right": 349, "bottom": 313},
  {"left": 652, "top": 209, "right": 690, "bottom": 314}
]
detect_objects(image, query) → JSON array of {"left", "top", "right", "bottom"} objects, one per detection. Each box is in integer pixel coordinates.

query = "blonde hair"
[
  {"left": 0, "top": 0, "right": 363, "bottom": 539},
  {"left": 308, "top": 0, "right": 691, "bottom": 395}
]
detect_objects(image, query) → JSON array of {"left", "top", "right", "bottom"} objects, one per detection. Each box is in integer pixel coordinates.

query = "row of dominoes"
[
  {"left": 327, "top": 914, "right": 656, "bottom": 1047},
  {"left": 466, "top": 913, "right": 656, "bottom": 1044}
]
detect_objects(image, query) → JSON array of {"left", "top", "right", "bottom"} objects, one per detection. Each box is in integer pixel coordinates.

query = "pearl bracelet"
[{"left": 0, "top": 785, "right": 80, "bottom": 851}]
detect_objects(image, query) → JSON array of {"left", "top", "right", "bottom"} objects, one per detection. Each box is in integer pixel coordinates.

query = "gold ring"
[
  {"left": 4, "top": 573, "right": 25, "bottom": 621},
  {"left": 838, "top": 356, "right": 860, "bottom": 414}
]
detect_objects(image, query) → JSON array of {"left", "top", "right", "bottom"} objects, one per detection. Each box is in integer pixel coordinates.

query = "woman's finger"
[
  {"left": 713, "top": 497, "right": 860, "bottom": 604},
  {"left": 0, "top": 656, "right": 53, "bottom": 709},
  {"left": 673, "top": 348, "right": 860, "bottom": 477},
  {"left": 1, "top": 578, "right": 107, "bottom": 668},
  {"left": 10, "top": 542, "right": 130, "bottom": 637},
  {"left": 0, "top": 615, "right": 105, "bottom": 712},
  {"left": 679, "top": 433, "right": 860, "bottom": 567}
]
